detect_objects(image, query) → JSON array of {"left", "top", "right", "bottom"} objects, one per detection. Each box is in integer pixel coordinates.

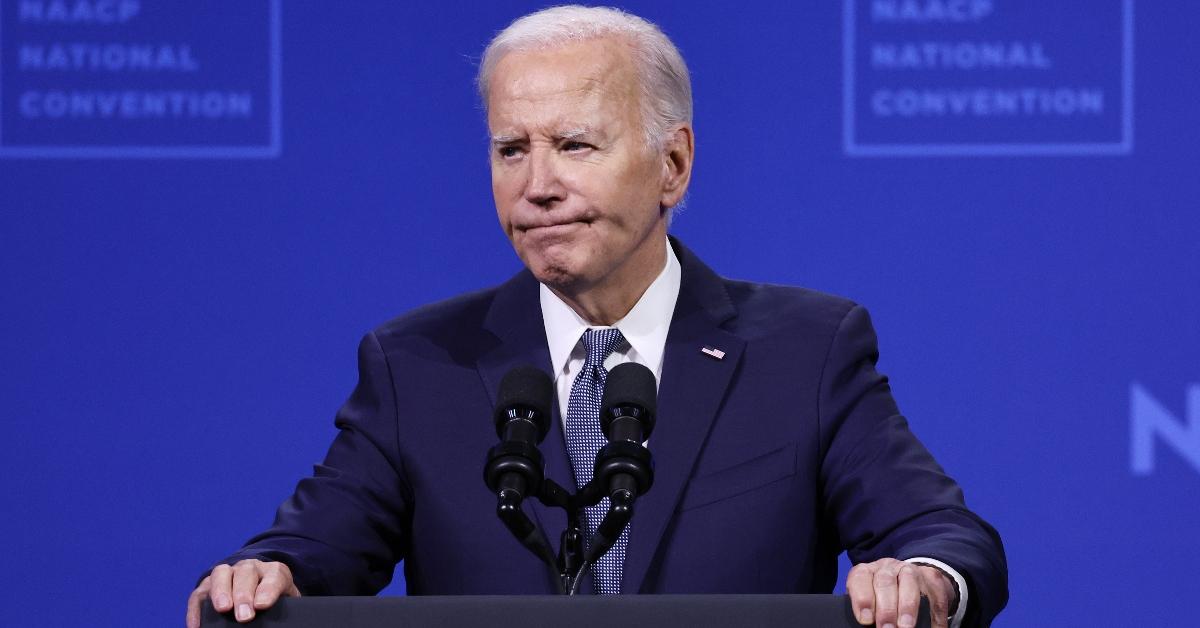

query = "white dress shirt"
[{"left": 536, "top": 239, "right": 967, "bottom": 627}]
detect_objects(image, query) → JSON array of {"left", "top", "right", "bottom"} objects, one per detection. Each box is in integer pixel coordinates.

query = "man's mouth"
[{"left": 520, "top": 217, "right": 592, "bottom": 232}]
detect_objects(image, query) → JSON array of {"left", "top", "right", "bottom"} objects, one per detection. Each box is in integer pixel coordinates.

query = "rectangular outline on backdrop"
[
  {"left": 842, "top": 0, "right": 1134, "bottom": 157},
  {"left": 0, "top": 0, "right": 282, "bottom": 159}
]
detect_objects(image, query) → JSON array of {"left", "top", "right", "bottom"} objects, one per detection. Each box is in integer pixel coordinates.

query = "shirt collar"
[{"left": 540, "top": 239, "right": 682, "bottom": 378}]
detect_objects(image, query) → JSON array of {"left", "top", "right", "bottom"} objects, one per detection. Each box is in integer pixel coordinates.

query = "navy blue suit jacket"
[{"left": 222, "top": 239, "right": 1008, "bottom": 625}]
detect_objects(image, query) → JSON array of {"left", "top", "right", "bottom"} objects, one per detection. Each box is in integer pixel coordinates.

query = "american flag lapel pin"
[{"left": 700, "top": 345, "right": 725, "bottom": 360}]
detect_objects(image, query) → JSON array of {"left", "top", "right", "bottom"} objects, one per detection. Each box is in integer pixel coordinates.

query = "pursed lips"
[
  {"left": 516, "top": 214, "right": 594, "bottom": 233},
  {"left": 518, "top": 222, "right": 590, "bottom": 247}
]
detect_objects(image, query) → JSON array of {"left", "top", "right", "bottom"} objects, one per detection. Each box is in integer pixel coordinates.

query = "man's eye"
[
  {"left": 497, "top": 146, "right": 522, "bottom": 158},
  {"left": 562, "top": 141, "right": 590, "bottom": 152}
]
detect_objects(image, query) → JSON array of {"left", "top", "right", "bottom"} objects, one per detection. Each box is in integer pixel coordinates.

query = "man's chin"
[
  {"left": 529, "top": 263, "right": 586, "bottom": 291},
  {"left": 522, "top": 253, "right": 597, "bottom": 291},
  {"left": 517, "top": 246, "right": 579, "bottom": 284}
]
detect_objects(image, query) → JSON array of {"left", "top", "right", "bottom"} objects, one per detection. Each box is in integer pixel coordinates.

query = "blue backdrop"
[{"left": 2, "top": 1, "right": 1196, "bottom": 626}]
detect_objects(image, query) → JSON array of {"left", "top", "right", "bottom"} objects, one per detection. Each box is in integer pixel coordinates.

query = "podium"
[{"left": 200, "top": 594, "right": 931, "bottom": 627}]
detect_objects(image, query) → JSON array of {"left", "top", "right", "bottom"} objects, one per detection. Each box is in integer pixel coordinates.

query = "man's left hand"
[{"left": 846, "top": 558, "right": 955, "bottom": 628}]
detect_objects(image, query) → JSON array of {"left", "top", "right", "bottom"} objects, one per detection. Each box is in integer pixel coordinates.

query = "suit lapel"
[
  {"left": 622, "top": 240, "right": 745, "bottom": 593},
  {"left": 475, "top": 270, "right": 570, "bottom": 592}
]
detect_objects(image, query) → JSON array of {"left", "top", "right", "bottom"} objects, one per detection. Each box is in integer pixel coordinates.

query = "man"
[{"left": 188, "top": 6, "right": 1007, "bottom": 628}]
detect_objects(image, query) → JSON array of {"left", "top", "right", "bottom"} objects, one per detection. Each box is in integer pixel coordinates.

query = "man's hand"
[
  {"left": 186, "top": 559, "right": 300, "bottom": 628},
  {"left": 846, "top": 558, "right": 955, "bottom": 628}
]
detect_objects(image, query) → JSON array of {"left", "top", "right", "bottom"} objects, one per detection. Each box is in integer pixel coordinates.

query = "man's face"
[{"left": 487, "top": 37, "right": 670, "bottom": 294}]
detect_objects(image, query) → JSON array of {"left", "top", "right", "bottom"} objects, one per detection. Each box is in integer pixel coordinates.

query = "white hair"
[{"left": 478, "top": 5, "right": 692, "bottom": 149}]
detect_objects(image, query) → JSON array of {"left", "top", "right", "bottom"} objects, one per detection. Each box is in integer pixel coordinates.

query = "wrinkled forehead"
[{"left": 486, "top": 38, "right": 641, "bottom": 133}]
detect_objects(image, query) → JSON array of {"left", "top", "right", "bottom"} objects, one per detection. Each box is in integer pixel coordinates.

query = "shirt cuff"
[{"left": 904, "top": 556, "right": 968, "bottom": 628}]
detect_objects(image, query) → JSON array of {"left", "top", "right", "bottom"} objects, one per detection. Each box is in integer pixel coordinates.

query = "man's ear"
[{"left": 660, "top": 125, "right": 695, "bottom": 209}]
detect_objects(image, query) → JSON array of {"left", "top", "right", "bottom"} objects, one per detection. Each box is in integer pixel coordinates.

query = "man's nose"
[{"left": 524, "top": 147, "right": 565, "bottom": 207}]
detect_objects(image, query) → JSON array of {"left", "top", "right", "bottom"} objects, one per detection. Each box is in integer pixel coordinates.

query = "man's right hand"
[{"left": 186, "top": 559, "right": 301, "bottom": 628}]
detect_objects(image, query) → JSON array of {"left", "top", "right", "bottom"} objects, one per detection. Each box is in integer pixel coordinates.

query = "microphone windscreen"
[
  {"left": 494, "top": 365, "right": 554, "bottom": 439},
  {"left": 601, "top": 362, "right": 657, "bottom": 421}
]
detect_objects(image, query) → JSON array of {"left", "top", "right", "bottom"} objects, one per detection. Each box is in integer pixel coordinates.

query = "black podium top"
[{"left": 200, "top": 594, "right": 931, "bottom": 627}]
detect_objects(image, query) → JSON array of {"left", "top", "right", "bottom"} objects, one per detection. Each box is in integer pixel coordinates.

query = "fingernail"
[
  {"left": 236, "top": 604, "right": 252, "bottom": 621},
  {"left": 882, "top": 623, "right": 895, "bottom": 628},
  {"left": 900, "top": 614, "right": 915, "bottom": 627},
  {"left": 860, "top": 608, "right": 873, "bottom": 623},
  {"left": 216, "top": 593, "right": 231, "bottom": 609}
]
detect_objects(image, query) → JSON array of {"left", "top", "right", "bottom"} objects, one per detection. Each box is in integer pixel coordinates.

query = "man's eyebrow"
[
  {"left": 490, "top": 134, "right": 523, "bottom": 145},
  {"left": 555, "top": 127, "right": 596, "bottom": 141},
  {"left": 489, "top": 128, "right": 599, "bottom": 145}
]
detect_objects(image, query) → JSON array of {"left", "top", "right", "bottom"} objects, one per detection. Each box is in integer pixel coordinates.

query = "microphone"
[
  {"left": 585, "top": 362, "right": 657, "bottom": 564},
  {"left": 484, "top": 365, "right": 553, "bottom": 503},
  {"left": 600, "top": 361, "right": 658, "bottom": 446},
  {"left": 483, "top": 365, "right": 557, "bottom": 569}
]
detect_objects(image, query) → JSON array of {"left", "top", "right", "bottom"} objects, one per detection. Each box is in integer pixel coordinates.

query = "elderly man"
[{"left": 188, "top": 6, "right": 1007, "bottom": 628}]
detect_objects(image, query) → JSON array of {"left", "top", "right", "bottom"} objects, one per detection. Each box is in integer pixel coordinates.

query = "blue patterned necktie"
[{"left": 565, "top": 328, "right": 630, "bottom": 594}]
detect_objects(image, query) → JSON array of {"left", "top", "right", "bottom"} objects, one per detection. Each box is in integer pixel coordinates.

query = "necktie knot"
[{"left": 582, "top": 328, "right": 625, "bottom": 368}]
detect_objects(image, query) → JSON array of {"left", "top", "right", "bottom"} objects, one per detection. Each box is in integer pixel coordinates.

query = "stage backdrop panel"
[{"left": 1, "top": 1, "right": 1195, "bottom": 626}]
